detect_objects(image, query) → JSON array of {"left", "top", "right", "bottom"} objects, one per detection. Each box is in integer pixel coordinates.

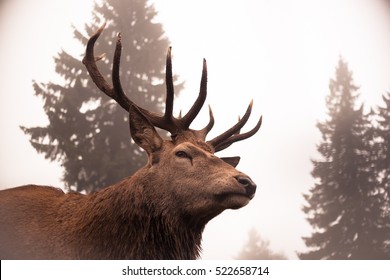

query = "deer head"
[
  {"left": 0, "top": 23, "right": 262, "bottom": 260},
  {"left": 82, "top": 23, "right": 262, "bottom": 221}
]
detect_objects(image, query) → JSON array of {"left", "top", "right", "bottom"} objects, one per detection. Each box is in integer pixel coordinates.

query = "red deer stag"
[{"left": 0, "top": 24, "right": 262, "bottom": 259}]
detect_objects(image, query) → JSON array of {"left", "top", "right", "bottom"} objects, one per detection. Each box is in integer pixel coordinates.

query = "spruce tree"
[
  {"left": 300, "top": 58, "right": 386, "bottom": 259},
  {"left": 236, "top": 229, "right": 287, "bottom": 260},
  {"left": 374, "top": 92, "right": 390, "bottom": 256},
  {"left": 21, "top": 0, "right": 182, "bottom": 192}
]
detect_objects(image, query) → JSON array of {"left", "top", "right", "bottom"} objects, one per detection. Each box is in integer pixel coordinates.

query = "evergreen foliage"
[
  {"left": 300, "top": 58, "right": 389, "bottom": 259},
  {"left": 21, "top": 0, "right": 182, "bottom": 192},
  {"left": 374, "top": 92, "right": 390, "bottom": 255},
  {"left": 236, "top": 229, "right": 287, "bottom": 260}
]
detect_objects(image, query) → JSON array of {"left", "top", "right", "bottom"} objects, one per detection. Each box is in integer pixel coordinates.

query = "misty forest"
[{"left": 20, "top": 0, "right": 389, "bottom": 259}]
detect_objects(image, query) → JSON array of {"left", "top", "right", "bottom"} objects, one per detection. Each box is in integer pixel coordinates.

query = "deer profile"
[{"left": 0, "top": 23, "right": 262, "bottom": 259}]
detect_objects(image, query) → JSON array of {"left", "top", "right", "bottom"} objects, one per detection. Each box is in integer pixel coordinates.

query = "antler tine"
[
  {"left": 216, "top": 115, "right": 241, "bottom": 149},
  {"left": 83, "top": 22, "right": 117, "bottom": 102},
  {"left": 213, "top": 116, "right": 262, "bottom": 152},
  {"left": 197, "top": 105, "right": 214, "bottom": 140},
  {"left": 207, "top": 100, "right": 254, "bottom": 148},
  {"left": 164, "top": 47, "right": 174, "bottom": 121},
  {"left": 113, "top": 31, "right": 173, "bottom": 129},
  {"left": 181, "top": 59, "right": 208, "bottom": 129},
  {"left": 112, "top": 32, "right": 133, "bottom": 111},
  {"left": 113, "top": 33, "right": 161, "bottom": 124}
]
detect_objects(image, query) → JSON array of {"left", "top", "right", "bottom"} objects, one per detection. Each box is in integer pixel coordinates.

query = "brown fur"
[
  {"left": 0, "top": 136, "right": 256, "bottom": 259},
  {"left": 0, "top": 25, "right": 259, "bottom": 259}
]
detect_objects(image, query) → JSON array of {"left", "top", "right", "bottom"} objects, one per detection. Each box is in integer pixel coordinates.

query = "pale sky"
[{"left": 1, "top": 0, "right": 390, "bottom": 259}]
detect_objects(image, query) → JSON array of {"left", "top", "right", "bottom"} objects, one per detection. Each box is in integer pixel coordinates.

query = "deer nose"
[{"left": 235, "top": 176, "right": 257, "bottom": 197}]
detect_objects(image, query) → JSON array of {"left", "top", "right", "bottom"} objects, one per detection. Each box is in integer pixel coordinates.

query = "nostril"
[
  {"left": 235, "top": 176, "right": 257, "bottom": 197},
  {"left": 237, "top": 176, "right": 250, "bottom": 187}
]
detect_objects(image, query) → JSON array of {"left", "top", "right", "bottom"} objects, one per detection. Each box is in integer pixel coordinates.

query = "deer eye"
[{"left": 175, "top": 151, "right": 190, "bottom": 159}]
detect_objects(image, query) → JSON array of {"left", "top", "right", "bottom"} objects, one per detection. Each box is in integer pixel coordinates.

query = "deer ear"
[
  {"left": 129, "top": 105, "right": 163, "bottom": 154},
  {"left": 221, "top": 156, "right": 240, "bottom": 167}
]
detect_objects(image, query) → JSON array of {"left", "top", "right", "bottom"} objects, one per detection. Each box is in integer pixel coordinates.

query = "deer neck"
[{"left": 69, "top": 174, "right": 205, "bottom": 259}]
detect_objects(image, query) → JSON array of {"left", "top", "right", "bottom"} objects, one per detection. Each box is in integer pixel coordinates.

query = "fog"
[{"left": 1, "top": 0, "right": 390, "bottom": 259}]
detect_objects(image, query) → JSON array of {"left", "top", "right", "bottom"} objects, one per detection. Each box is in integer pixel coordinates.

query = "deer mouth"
[
  {"left": 215, "top": 185, "right": 256, "bottom": 204},
  {"left": 216, "top": 190, "right": 255, "bottom": 200},
  {"left": 214, "top": 190, "right": 254, "bottom": 209}
]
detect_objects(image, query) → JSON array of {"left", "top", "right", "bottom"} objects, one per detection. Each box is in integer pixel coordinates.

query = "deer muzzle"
[{"left": 235, "top": 175, "right": 257, "bottom": 198}]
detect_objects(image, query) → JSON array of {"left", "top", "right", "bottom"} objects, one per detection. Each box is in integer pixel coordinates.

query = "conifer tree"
[
  {"left": 236, "top": 229, "right": 287, "bottom": 260},
  {"left": 300, "top": 58, "right": 387, "bottom": 259},
  {"left": 374, "top": 92, "right": 390, "bottom": 256},
  {"left": 21, "top": 0, "right": 182, "bottom": 192}
]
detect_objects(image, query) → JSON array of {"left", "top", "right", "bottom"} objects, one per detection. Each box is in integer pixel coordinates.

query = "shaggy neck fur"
[{"left": 61, "top": 173, "right": 205, "bottom": 259}]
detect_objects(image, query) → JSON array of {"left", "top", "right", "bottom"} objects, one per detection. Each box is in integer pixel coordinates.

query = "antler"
[
  {"left": 83, "top": 23, "right": 209, "bottom": 135},
  {"left": 207, "top": 103, "right": 262, "bottom": 152},
  {"left": 83, "top": 23, "right": 261, "bottom": 151}
]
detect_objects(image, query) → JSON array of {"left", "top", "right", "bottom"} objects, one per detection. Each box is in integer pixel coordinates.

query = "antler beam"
[{"left": 83, "top": 23, "right": 209, "bottom": 135}]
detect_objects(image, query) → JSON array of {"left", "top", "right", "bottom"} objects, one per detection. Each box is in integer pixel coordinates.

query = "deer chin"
[{"left": 214, "top": 191, "right": 253, "bottom": 210}]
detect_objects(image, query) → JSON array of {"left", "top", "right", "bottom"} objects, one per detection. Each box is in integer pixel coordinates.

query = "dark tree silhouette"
[
  {"left": 374, "top": 92, "right": 390, "bottom": 256},
  {"left": 300, "top": 58, "right": 388, "bottom": 259},
  {"left": 236, "top": 228, "right": 287, "bottom": 260},
  {"left": 21, "top": 0, "right": 183, "bottom": 192}
]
